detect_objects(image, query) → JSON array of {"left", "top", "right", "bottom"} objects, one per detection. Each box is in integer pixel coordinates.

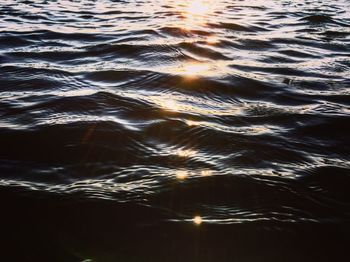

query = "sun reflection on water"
[
  {"left": 206, "top": 35, "right": 220, "bottom": 44},
  {"left": 185, "top": 120, "right": 200, "bottom": 126},
  {"left": 160, "top": 99, "right": 180, "bottom": 112},
  {"left": 186, "top": 0, "right": 210, "bottom": 16},
  {"left": 201, "top": 169, "right": 212, "bottom": 177},
  {"left": 177, "top": 62, "right": 211, "bottom": 77},
  {"left": 176, "top": 148, "right": 197, "bottom": 158},
  {"left": 179, "top": 0, "right": 217, "bottom": 30},
  {"left": 193, "top": 215, "right": 203, "bottom": 225},
  {"left": 176, "top": 170, "right": 189, "bottom": 180}
]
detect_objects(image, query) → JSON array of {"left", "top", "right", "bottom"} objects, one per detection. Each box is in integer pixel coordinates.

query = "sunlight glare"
[
  {"left": 193, "top": 215, "right": 203, "bottom": 225},
  {"left": 180, "top": 0, "right": 217, "bottom": 29},
  {"left": 178, "top": 62, "right": 211, "bottom": 77},
  {"left": 201, "top": 169, "right": 212, "bottom": 176},
  {"left": 176, "top": 149, "right": 197, "bottom": 158},
  {"left": 187, "top": 0, "right": 210, "bottom": 16},
  {"left": 185, "top": 120, "right": 200, "bottom": 126},
  {"left": 161, "top": 99, "right": 179, "bottom": 112},
  {"left": 206, "top": 35, "right": 219, "bottom": 44},
  {"left": 176, "top": 170, "right": 189, "bottom": 180}
]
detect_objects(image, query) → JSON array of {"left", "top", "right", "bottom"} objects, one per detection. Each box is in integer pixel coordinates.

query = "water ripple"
[{"left": 0, "top": 0, "right": 350, "bottom": 260}]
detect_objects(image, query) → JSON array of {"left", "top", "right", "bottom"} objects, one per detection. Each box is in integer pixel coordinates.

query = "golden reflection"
[
  {"left": 180, "top": 0, "right": 217, "bottom": 30},
  {"left": 176, "top": 148, "right": 197, "bottom": 158},
  {"left": 160, "top": 99, "right": 180, "bottom": 112},
  {"left": 206, "top": 35, "right": 219, "bottom": 44},
  {"left": 176, "top": 62, "right": 211, "bottom": 77},
  {"left": 201, "top": 169, "right": 212, "bottom": 177},
  {"left": 159, "top": 61, "right": 215, "bottom": 78},
  {"left": 176, "top": 170, "right": 189, "bottom": 180},
  {"left": 159, "top": 59, "right": 230, "bottom": 78},
  {"left": 193, "top": 215, "right": 203, "bottom": 225},
  {"left": 186, "top": 0, "right": 210, "bottom": 16},
  {"left": 250, "top": 126, "right": 270, "bottom": 134},
  {"left": 185, "top": 120, "right": 200, "bottom": 126},
  {"left": 150, "top": 93, "right": 240, "bottom": 115}
]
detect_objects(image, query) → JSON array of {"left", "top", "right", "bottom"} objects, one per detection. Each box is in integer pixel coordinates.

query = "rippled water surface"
[{"left": 1, "top": 0, "right": 350, "bottom": 261}]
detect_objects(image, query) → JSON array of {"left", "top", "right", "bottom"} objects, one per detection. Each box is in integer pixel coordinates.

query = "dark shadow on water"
[{"left": 1, "top": 189, "right": 348, "bottom": 262}]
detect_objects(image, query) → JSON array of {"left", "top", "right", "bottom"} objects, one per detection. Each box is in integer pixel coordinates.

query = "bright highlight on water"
[{"left": 0, "top": 0, "right": 349, "bottom": 261}]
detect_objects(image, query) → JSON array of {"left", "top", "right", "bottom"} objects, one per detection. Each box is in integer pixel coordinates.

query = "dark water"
[{"left": 1, "top": 0, "right": 350, "bottom": 261}]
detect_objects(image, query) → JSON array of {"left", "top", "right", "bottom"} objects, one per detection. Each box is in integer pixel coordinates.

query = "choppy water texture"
[{"left": 1, "top": 0, "right": 350, "bottom": 261}]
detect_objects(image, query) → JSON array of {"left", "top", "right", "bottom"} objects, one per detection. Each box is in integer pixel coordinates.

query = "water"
[{"left": 0, "top": 0, "right": 349, "bottom": 261}]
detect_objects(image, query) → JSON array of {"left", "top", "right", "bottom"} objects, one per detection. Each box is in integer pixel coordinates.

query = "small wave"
[{"left": 1, "top": 0, "right": 350, "bottom": 260}]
